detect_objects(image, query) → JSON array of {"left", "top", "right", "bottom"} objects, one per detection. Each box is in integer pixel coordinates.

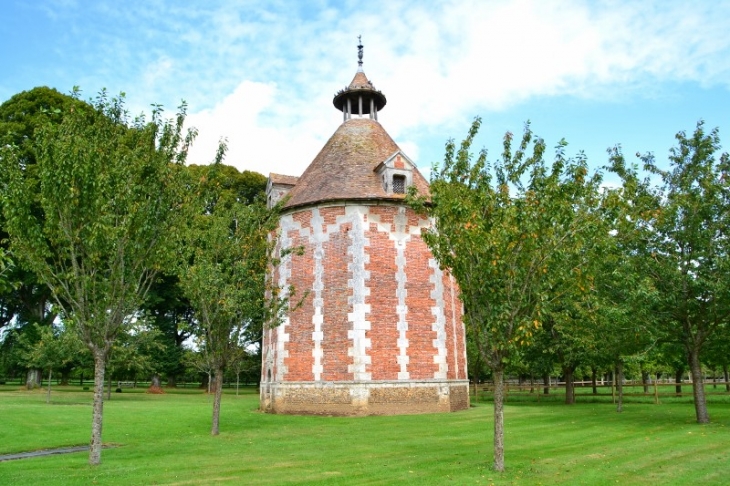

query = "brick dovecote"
[
  {"left": 261, "top": 203, "right": 469, "bottom": 415},
  {"left": 260, "top": 47, "right": 468, "bottom": 415}
]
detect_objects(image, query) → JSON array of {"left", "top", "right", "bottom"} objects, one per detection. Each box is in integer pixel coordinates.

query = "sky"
[{"left": 2, "top": 0, "right": 729, "bottom": 186}]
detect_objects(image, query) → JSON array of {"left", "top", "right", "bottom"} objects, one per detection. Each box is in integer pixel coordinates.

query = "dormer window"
[
  {"left": 266, "top": 173, "right": 299, "bottom": 209},
  {"left": 375, "top": 151, "right": 416, "bottom": 196},
  {"left": 392, "top": 175, "right": 406, "bottom": 194}
]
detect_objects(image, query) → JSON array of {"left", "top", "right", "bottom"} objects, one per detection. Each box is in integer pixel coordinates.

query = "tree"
[
  {"left": 142, "top": 273, "right": 196, "bottom": 387},
  {"left": 1, "top": 90, "right": 193, "bottom": 464},
  {"left": 105, "top": 323, "right": 162, "bottom": 398},
  {"left": 186, "top": 163, "right": 266, "bottom": 207},
  {"left": 409, "top": 118, "right": 603, "bottom": 471},
  {"left": 17, "top": 322, "right": 85, "bottom": 403},
  {"left": 0, "top": 87, "right": 94, "bottom": 331},
  {"left": 607, "top": 121, "right": 730, "bottom": 423},
  {"left": 178, "top": 163, "right": 287, "bottom": 435},
  {"left": 229, "top": 345, "right": 259, "bottom": 395},
  {"left": 586, "top": 204, "right": 658, "bottom": 412},
  {"left": 140, "top": 164, "right": 267, "bottom": 388}
]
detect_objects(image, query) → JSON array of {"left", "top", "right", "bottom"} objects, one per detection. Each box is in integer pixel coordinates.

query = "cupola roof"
[{"left": 333, "top": 36, "right": 387, "bottom": 116}]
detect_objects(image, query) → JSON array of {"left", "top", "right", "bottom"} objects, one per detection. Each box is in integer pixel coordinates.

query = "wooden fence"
[{"left": 471, "top": 380, "right": 730, "bottom": 404}]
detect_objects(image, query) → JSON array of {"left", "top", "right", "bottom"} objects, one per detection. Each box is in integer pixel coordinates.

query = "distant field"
[{"left": 1, "top": 385, "right": 728, "bottom": 485}]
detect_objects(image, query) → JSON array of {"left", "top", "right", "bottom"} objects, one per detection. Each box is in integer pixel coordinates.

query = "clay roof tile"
[{"left": 283, "top": 118, "right": 430, "bottom": 209}]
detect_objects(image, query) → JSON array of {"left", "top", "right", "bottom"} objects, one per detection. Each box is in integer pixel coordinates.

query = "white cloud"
[
  {"left": 185, "top": 80, "right": 334, "bottom": 176},
  {"left": 177, "top": 0, "right": 729, "bottom": 178},
  {"left": 19, "top": 0, "right": 726, "bottom": 178}
]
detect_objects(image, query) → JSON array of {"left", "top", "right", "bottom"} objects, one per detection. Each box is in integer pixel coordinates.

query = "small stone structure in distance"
[{"left": 260, "top": 40, "right": 469, "bottom": 415}]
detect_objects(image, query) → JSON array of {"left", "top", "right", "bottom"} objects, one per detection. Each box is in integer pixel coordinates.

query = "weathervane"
[{"left": 357, "top": 35, "right": 364, "bottom": 71}]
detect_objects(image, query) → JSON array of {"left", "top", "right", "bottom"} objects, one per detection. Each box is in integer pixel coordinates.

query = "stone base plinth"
[{"left": 260, "top": 380, "right": 469, "bottom": 416}]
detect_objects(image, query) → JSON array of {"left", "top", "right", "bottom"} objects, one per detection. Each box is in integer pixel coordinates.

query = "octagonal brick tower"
[{"left": 261, "top": 40, "right": 469, "bottom": 415}]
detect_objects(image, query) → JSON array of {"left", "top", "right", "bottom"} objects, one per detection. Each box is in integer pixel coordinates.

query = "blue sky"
[{"left": 2, "top": 0, "right": 729, "bottom": 185}]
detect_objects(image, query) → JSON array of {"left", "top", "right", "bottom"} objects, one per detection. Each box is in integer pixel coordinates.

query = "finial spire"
[{"left": 357, "top": 35, "right": 364, "bottom": 72}]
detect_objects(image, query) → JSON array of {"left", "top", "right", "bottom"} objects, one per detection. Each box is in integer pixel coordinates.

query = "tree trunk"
[
  {"left": 26, "top": 368, "right": 40, "bottom": 390},
  {"left": 166, "top": 374, "right": 177, "bottom": 388},
  {"left": 611, "top": 370, "right": 616, "bottom": 404},
  {"left": 616, "top": 361, "right": 624, "bottom": 413},
  {"left": 687, "top": 349, "right": 709, "bottom": 423},
  {"left": 724, "top": 364, "right": 729, "bottom": 392},
  {"left": 591, "top": 366, "right": 598, "bottom": 395},
  {"left": 60, "top": 369, "right": 70, "bottom": 386},
  {"left": 542, "top": 373, "right": 550, "bottom": 395},
  {"left": 46, "top": 368, "right": 52, "bottom": 404},
  {"left": 211, "top": 366, "right": 224, "bottom": 436},
  {"left": 675, "top": 368, "right": 683, "bottom": 396},
  {"left": 493, "top": 367, "right": 505, "bottom": 472},
  {"left": 563, "top": 367, "right": 575, "bottom": 405},
  {"left": 89, "top": 351, "right": 106, "bottom": 465},
  {"left": 236, "top": 372, "right": 240, "bottom": 396},
  {"left": 642, "top": 369, "right": 649, "bottom": 394}
]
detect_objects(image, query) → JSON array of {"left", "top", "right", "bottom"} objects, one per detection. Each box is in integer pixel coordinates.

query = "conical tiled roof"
[{"left": 282, "top": 118, "right": 429, "bottom": 209}]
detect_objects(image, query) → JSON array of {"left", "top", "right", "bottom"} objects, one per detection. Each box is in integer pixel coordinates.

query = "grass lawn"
[{"left": 0, "top": 385, "right": 728, "bottom": 485}]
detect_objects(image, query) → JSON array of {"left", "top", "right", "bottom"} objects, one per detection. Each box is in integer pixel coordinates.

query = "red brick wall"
[
  {"left": 265, "top": 203, "right": 467, "bottom": 384},
  {"left": 367, "top": 216, "right": 400, "bottom": 380}
]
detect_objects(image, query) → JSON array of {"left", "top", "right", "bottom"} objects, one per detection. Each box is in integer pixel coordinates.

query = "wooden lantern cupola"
[{"left": 332, "top": 36, "right": 387, "bottom": 122}]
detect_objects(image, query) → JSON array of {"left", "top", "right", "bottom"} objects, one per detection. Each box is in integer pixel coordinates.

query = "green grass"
[{"left": 1, "top": 386, "right": 729, "bottom": 485}]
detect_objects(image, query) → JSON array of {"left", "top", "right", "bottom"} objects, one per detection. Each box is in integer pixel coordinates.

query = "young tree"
[
  {"left": 229, "top": 345, "right": 259, "bottom": 395},
  {"left": 139, "top": 164, "right": 267, "bottom": 388},
  {"left": 587, "top": 208, "right": 658, "bottom": 412},
  {"left": 409, "top": 118, "right": 604, "bottom": 471},
  {"left": 607, "top": 121, "right": 730, "bottom": 423},
  {"left": 1, "top": 91, "right": 193, "bottom": 464},
  {"left": 178, "top": 163, "right": 287, "bottom": 435},
  {"left": 18, "top": 323, "right": 84, "bottom": 403},
  {"left": 106, "top": 324, "right": 163, "bottom": 398}
]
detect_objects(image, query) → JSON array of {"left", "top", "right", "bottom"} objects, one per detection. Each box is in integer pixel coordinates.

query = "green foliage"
[
  {"left": 0, "top": 86, "right": 93, "bottom": 170},
  {"left": 186, "top": 163, "right": 267, "bottom": 210},
  {"left": 107, "top": 324, "right": 163, "bottom": 382},
  {"left": 410, "top": 118, "right": 603, "bottom": 369},
  {"left": 179, "top": 184, "right": 282, "bottom": 371},
  {"left": 141, "top": 273, "right": 196, "bottom": 385},
  {"left": 607, "top": 121, "right": 730, "bottom": 423},
  {"left": 409, "top": 118, "right": 604, "bottom": 470},
  {"left": 0, "top": 87, "right": 92, "bottom": 333},
  {"left": 2, "top": 90, "right": 192, "bottom": 356},
  {"left": 15, "top": 322, "right": 87, "bottom": 400},
  {"left": 0, "top": 248, "right": 13, "bottom": 295},
  {"left": 177, "top": 161, "right": 289, "bottom": 433},
  {"left": 1, "top": 89, "right": 195, "bottom": 464},
  {"left": 16, "top": 323, "right": 85, "bottom": 373},
  {"left": 138, "top": 162, "right": 267, "bottom": 387}
]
